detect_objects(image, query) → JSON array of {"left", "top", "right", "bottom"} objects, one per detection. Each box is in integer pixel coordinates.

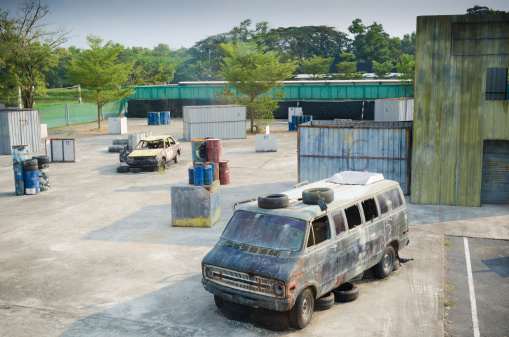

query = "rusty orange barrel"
[
  {"left": 206, "top": 138, "right": 222, "bottom": 163},
  {"left": 219, "top": 160, "right": 230, "bottom": 185}
]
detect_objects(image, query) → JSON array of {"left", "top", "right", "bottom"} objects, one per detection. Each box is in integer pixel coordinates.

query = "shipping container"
[
  {"left": 0, "top": 109, "right": 41, "bottom": 155},
  {"left": 183, "top": 105, "right": 246, "bottom": 140},
  {"left": 374, "top": 99, "right": 414, "bottom": 121},
  {"left": 298, "top": 120, "right": 413, "bottom": 194}
]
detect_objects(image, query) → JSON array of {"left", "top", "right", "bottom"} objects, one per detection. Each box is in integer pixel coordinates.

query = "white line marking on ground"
[{"left": 464, "top": 237, "right": 480, "bottom": 337}]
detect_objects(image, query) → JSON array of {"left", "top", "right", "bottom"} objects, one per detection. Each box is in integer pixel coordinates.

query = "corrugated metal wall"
[
  {"left": 183, "top": 105, "right": 246, "bottom": 140},
  {"left": 298, "top": 121, "right": 412, "bottom": 194},
  {"left": 0, "top": 109, "right": 41, "bottom": 155},
  {"left": 412, "top": 14, "right": 509, "bottom": 206},
  {"left": 374, "top": 99, "right": 414, "bottom": 121}
]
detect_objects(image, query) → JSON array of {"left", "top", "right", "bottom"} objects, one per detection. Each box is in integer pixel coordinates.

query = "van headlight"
[
  {"left": 204, "top": 266, "right": 213, "bottom": 278},
  {"left": 273, "top": 282, "right": 285, "bottom": 296}
]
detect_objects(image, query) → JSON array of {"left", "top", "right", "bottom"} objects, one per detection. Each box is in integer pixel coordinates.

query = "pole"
[
  {"left": 18, "top": 87, "right": 22, "bottom": 109},
  {"left": 361, "top": 100, "right": 365, "bottom": 120},
  {"left": 78, "top": 84, "right": 82, "bottom": 104}
]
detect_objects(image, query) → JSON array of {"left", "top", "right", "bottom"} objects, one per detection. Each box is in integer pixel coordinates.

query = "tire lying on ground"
[
  {"left": 117, "top": 166, "right": 130, "bottom": 173},
  {"left": 258, "top": 194, "right": 289, "bottom": 209},
  {"left": 302, "top": 188, "right": 334, "bottom": 205},
  {"left": 112, "top": 139, "right": 128, "bottom": 145},
  {"left": 33, "top": 156, "right": 50, "bottom": 164},
  {"left": 22, "top": 159, "right": 38, "bottom": 168},
  {"left": 130, "top": 167, "right": 142, "bottom": 173},
  {"left": 315, "top": 292, "right": 335, "bottom": 311},
  {"left": 333, "top": 282, "right": 359, "bottom": 303}
]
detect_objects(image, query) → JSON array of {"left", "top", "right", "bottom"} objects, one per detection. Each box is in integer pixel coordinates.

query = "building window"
[{"left": 486, "top": 68, "right": 508, "bottom": 100}]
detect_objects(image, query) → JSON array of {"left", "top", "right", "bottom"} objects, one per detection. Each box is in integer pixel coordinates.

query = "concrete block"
[
  {"left": 108, "top": 117, "right": 127, "bottom": 134},
  {"left": 40, "top": 124, "right": 48, "bottom": 138},
  {"left": 171, "top": 179, "right": 220, "bottom": 228},
  {"left": 255, "top": 134, "right": 277, "bottom": 152}
]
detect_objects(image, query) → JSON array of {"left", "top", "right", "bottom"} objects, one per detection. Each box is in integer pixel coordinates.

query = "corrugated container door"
[{"left": 481, "top": 140, "right": 509, "bottom": 203}]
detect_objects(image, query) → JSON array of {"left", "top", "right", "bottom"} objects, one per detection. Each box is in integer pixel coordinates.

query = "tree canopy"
[
  {"left": 67, "top": 35, "right": 134, "bottom": 129},
  {"left": 219, "top": 42, "right": 296, "bottom": 132}
]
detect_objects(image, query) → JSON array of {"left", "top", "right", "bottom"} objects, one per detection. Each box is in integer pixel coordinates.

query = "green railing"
[
  {"left": 39, "top": 101, "right": 126, "bottom": 128},
  {"left": 128, "top": 83, "right": 415, "bottom": 101}
]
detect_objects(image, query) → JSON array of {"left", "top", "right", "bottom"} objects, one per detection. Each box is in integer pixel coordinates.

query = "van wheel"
[
  {"left": 289, "top": 288, "right": 314, "bottom": 329},
  {"left": 333, "top": 282, "right": 359, "bottom": 302},
  {"left": 373, "top": 246, "right": 395, "bottom": 279},
  {"left": 258, "top": 194, "right": 289, "bottom": 209},
  {"left": 174, "top": 152, "right": 180, "bottom": 164},
  {"left": 213, "top": 295, "right": 224, "bottom": 309},
  {"left": 315, "top": 292, "right": 335, "bottom": 311},
  {"left": 302, "top": 188, "right": 334, "bottom": 204}
]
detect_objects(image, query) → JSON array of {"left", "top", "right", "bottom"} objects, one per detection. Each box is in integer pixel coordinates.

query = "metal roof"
[{"left": 236, "top": 176, "right": 400, "bottom": 222}]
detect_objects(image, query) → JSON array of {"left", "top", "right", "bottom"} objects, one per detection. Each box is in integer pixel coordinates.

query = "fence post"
[{"left": 66, "top": 104, "right": 70, "bottom": 125}]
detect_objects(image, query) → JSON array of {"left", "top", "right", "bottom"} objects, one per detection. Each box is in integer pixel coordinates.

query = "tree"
[
  {"left": 397, "top": 54, "right": 415, "bottom": 87},
  {"left": 0, "top": 0, "right": 68, "bottom": 108},
  {"left": 299, "top": 55, "right": 334, "bottom": 78},
  {"left": 333, "top": 52, "right": 365, "bottom": 80},
  {"left": 348, "top": 19, "right": 400, "bottom": 63},
  {"left": 466, "top": 5, "right": 507, "bottom": 14},
  {"left": 401, "top": 32, "right": 416, "bottom": 55},
  {"left": 68, "top": 35, "right": 135, "bottom": 129},
  {"left": 219, "top": 42, "right": 297, "bottom": 132},
  {"left": 372, "top": 60, "right": 394, "bottom": 79}
]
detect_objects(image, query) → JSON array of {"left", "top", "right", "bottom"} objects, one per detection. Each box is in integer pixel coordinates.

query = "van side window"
[
  {"left": 361, "top": 198, "right": 378, "bottom": 222},
  {"left": 377, "top": 188, "right": 403, "bottom": 214},
  {"left": 388, "top": 188, "right": 403, "bottom": 208},
  {"left": 332, "top": 211, "right": 346, "bottom": 235},
  {"left": 307, "top": 216, "right": 330, "bottom": 247},
  {"left": 344, "top": 205, "right": 362, "bottom": 229}
]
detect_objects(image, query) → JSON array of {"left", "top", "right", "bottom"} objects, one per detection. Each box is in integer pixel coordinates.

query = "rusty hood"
[
  {"left": 127, "top": 149, "right": 161, "bottom": 158},
  {"left": 202, "top": 244, "right": 288, "bottom": 279}
]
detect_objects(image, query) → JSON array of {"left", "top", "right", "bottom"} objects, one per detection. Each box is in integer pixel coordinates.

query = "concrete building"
[{"left": 412, "top": 14, "right": 509, "bottom": 206}]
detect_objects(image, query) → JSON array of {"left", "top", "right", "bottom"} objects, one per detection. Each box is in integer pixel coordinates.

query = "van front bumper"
[{"left": 202, "top": 278, "right": 292, "bottom": 312}]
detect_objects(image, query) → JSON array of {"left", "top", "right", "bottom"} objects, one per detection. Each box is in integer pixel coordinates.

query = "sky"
[{"left": 1, "top": 0, "right": 508, "bottom": 50}]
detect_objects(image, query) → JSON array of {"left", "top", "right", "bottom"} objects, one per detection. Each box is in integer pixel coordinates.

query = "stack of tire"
[
  {"left": 21, "top": 159, "right": 40, "bottom": 195},
  {"left": 33, "top": 156, "right": 51, "bottom": 191},
  {"left": 108, "top": 138, "right": 128, "bottom": 153}
]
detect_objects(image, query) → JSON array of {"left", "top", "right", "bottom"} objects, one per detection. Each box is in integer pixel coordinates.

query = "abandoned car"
[
  {"left": 202, "top": 171, "right": 409, "bottom": 329},
  {"left": 125, "top": 135, "right": 181, "bottom": 170}
]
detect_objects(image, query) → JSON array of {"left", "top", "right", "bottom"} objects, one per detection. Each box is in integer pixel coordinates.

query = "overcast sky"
[{"left": 1, "top": 0, "right": 508, "bottom": 50}]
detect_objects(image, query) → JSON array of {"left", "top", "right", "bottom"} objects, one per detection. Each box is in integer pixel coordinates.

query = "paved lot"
[{"left": 0, "top": 118, "right": 507, "bottom": 336}]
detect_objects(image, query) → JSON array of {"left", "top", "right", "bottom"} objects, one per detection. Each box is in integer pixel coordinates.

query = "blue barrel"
[
  {"left": 13, "top": 164, "right": 24, "bottom": 196},
  {"left": 194, "top": 165, "right": 204, "bottom": 186},
  {"left": 288, "top": 123, "right": 293, "bottom": 131},
  {"left": 161, "top": 111, "right": 166, "bottom": 125},
  {"left": 292, "top": 115, "right": 297, "bottom": 126},
  {"left": 191, "top": 139, "right": 207, "bottom": 163},
  {"left": 23, "top": 170, "right": 40, "bottom": 195},
  {"left": 155, "top": 112, "right": 161, "bottom": 125},
  {"left": 147, "top": 112, "right": 152, "bottom": 125},
  {"left": 204, "top": 165, "right": 213, "bottom": 185},
  {"left": 188, "top": 167, "right": 194, "bottom": 184},
  {"left": 12, "top": 145, "right": 29, "bottom": 165},
  {"left": 166, "top": 111, "right": 171, "bottom": 124}
]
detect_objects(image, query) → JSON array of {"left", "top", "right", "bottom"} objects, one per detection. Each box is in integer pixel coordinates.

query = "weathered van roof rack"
[{"left": 326, "top": 171, "right": 384, "bottom": 185}]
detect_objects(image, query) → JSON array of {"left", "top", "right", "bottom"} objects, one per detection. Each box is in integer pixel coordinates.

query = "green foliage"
[
  {"left": 0, "top": 0, "right": 68, "bottom": 108},
  {"left": 299, "top": 55, "right": 334, "bottom": 78},
  {"left": 67, "top": 35, "right": 135, "bottom": 129},
  {"left": 466, "top": 5, "right": 507, "bottom": 14},
  {"left": 372, "top": 60, "right": 394, "bottom": 79},
  {"left": 333, "top": 52, "right": 365, "bottom": 80},
  {"left": 348, "top": 19, "right": 401, "bottom": 63},
  {"left": 397, "top": 54, "right": 415, "bottom": 85},
  {"left": 219, "top": 42, "right": 297, "bottom": 132}
]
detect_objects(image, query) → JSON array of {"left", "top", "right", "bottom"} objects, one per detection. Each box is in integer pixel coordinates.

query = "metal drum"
[
  {"left": 191, "top": 139, "right": 207, "bottom": 164},
  {"left": 155, "top": 112, "right": 161, "bottom": 125},
  {"left": 204, "top": 165, "right": 214, "bottom": 185},
  {"left": 23, "top": 170, "right": 40, "bottom": 195},
  {"left": 194, "top": 165, "right": 204, "bottom": 186},
  {"left": 206, "top": 139, "right": 223, "bottom": 163},
  {"left": 13, "top": 164, "right": 24, "bottom": 196},
  {"left": 188, "top": 167, "right": 194, "bottom": 184},
  {"left": 219, "top": 160, "right": 230, "bottom": 185}
]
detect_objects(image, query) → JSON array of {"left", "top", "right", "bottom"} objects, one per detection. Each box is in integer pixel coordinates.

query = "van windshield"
[{"left": 222, "top": 211, "right": 306, "bottom": 251}]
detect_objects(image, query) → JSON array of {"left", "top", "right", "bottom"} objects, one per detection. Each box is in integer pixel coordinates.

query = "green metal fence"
[
  {"left": 128, "top": 83, "right": 415, "bottom": 101},
  {"left": 39, "top": 101, "right": 125, "bottom": 128}
]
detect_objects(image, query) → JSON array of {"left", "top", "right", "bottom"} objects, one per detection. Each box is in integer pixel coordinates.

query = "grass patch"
[
  {"left": 444, "top": 299, "right": 455, "bottom": 307},
  {"left": 1, "top": 88, "right": 95, "bottom": 108},
  {"left": 444, "top": 237, "right": 452, "bottom": 247}
]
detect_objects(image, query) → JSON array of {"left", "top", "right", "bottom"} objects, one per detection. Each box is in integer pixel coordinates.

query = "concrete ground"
[{"left": 0, "top": 119, "right": 508, "bottom": 336}]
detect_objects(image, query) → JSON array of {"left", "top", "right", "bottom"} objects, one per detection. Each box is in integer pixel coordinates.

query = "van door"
[
  {"left": 304, "top": 215, "right": 337, "bottom": 295},
  {"left": 360, "top": 197, "right": 383, "bottom": 267},
  {"left": 331, "top": 210, "right": 351, "bottom": 280},
  {"left": 342, "top": 204, "right": 366, "bottom": 278}
]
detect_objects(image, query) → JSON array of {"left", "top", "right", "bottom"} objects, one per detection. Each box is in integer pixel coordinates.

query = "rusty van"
[{"left": 201, "top": 171, "right": 409, "bottom": 329}]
